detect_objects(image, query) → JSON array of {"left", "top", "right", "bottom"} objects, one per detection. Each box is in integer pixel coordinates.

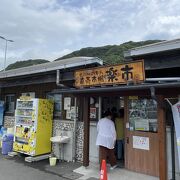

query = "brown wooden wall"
[
  {"left": 1, "top": 82, "right": 57, "bottom": 108},
  {"left": 1, "top": 82, "right": 56, "bottom": 99}
]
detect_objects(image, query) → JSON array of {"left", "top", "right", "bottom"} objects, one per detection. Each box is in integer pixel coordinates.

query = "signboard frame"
[{"left": 74, "top": 60, "right": 145, "bottom": 88}]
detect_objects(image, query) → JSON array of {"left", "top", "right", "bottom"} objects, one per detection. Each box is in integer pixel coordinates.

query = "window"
[
  {"left": 46, "top": 93, "right": 62, "bottom": 118},
  {"left": 63, "top": 96, "right": 77, "bottom": 120},
  {"left": 5, "top": 94, "right": 15, "bottom": 113},
  {"left": 128, "top": 97, "right": 158, "bottom": 132}
]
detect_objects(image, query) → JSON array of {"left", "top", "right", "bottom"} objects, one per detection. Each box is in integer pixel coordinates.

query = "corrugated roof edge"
[
  {"left": 50, "top": 81, "right": 180, "bottom": 94},
  {"left": 0, "top": 56, "right": 103, "bottom": 79},
  {"left": 124, "top": 38, "right": 180, "bottom": 57}
]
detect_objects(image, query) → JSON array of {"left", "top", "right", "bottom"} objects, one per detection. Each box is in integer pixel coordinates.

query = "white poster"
[
  {"left": 64, "top": 97, "right": 71, "bottom": 110},
  {"left": 70, "top": 106, "right": 76, "bottom": 119},
  {"left": 133, "top": 136, "right": 149, "bottom": 150},
  {"left": 134, "top": 119, "right": 149, "bottom": 131},
  {"left": 171, "top": 101, "right": 180, "bottom": 169},
  {"left": 66, "top": 110, "right": 71, "bottom": 119}
]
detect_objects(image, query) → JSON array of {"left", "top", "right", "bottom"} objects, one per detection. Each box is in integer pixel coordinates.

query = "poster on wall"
[
  {"left": 64, "top": 97, "right": 71, "bottom": 110},
  {"left": 171, "top": 101, "right": 180, "bottom": 169},
  {"left": 90, "top": 108, "right": 96, "bottom": 119},
  {"left": 133, "top": 136, "right": 149, "bottom": 150},
  {"left": 66, "top": 110, "right": 71, "bottom": 119},
  {"left": 70, "top": 106, "right": 78, "bottom": 119},
  {"left": 70, "top": 106, "right": 76, "bottom": 120},
  {"left": 134, "top": 119, "right": 149, "bottom": 131}
]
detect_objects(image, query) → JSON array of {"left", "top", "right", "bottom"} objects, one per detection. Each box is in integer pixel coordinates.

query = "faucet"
[{"left": 60, "top": 130, "right": 68, "bottom": 136}]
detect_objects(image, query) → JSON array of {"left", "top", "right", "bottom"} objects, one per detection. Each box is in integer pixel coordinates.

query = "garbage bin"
[
  {"left": 2, "top": 134, "right": 14, "bottom": 155},
  {"left": 49, "top": 157, "right": 57, "bottom": 166}
]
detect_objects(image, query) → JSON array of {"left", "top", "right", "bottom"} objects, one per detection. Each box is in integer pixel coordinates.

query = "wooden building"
[
  {"left": 0, "top": 57, "right": 103, "bottom": 162},
  {"left": 53, "top": 39, "right": 180, "bottom": 180},
  {"left": 0, "top": 39, "right": 180, "bottom": 180}
]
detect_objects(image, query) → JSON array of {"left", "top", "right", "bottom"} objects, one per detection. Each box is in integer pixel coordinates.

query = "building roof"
[
  {"left": 0, "top": 57, "right": 103, "bottom": 79},
  {"left": 124, "top": 39, "right": 180, "bottom": 58}
]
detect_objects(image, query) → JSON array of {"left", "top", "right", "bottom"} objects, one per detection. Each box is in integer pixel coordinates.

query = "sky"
[{"left": 0, "top": 0, "right": 180, "bottom": 71}]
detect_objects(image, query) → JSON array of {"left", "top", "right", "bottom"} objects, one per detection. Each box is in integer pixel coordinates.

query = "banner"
[{"left": 171, "top": 101, "right": 180, "bottom": 169}]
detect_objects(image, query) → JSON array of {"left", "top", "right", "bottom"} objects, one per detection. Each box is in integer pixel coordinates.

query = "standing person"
[
  {"left": 115, "top": 109, "right": 124, "bottom": 160},
  {"left": 96, "top": 110, "right": 117, "bottom": 170},
  {"left": 111, "top": 107, "right": 118, "bottom": 123}
]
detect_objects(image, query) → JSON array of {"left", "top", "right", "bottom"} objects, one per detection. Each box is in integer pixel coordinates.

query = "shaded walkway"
[{"left": 74, "top": 163, "right": 159, "bottom": 180}]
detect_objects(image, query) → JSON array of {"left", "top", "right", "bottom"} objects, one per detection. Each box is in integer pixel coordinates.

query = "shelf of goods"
[{"left": 13, "top": 98, "right": 54, "bottom": 156}]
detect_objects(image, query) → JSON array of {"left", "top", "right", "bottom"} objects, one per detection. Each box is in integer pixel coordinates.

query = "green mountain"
[
  {"left": 56, "top": 40, "right": 163, "bottom": 64},
  {"left": 6, "top": 40, "right": 163, "bottom": 70},
  {"left": 6, "top": 59, "right": 49, "bottom": 70}
]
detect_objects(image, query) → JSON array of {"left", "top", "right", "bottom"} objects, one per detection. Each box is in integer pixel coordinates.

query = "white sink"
[{"left": 50, "top": 136, "right": 70, "bottom": 144}]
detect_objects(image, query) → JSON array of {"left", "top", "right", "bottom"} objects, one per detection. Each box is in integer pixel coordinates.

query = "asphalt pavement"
[{"left": 0, "top": 153, "right": 83, "bottom": 180}]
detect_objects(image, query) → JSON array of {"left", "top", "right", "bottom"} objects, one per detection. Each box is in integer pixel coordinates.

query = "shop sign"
[
  {"left": 74, "top": 60, "right": 145, "bottom": 88},
  {"left": 133, "top": 136, "right": 149, "bottom": 150}
]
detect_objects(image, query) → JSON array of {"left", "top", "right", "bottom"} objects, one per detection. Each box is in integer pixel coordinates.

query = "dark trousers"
[
  {"left": 99, "top": 146, "right": 117, "bottom": 167},
  {"left": 116, "top": 139, "right": 124, "bottom": 160}
]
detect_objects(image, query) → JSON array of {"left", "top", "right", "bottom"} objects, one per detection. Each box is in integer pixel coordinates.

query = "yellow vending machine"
[{"left": 13, "top": 97, "right": 54, "bottom": 156}]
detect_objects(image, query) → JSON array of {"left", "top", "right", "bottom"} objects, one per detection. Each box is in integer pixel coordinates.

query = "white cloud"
[{"left": 0, "top": 0, "right": 180, "bottom": 70}]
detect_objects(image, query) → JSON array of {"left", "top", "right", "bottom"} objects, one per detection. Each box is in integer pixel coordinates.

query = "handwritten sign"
[
  {"left": 74, "top": 60, "right": 145, "bottom": 88},
  {"left": 133, "top": 136, "right": 149, "bottom": 150}
]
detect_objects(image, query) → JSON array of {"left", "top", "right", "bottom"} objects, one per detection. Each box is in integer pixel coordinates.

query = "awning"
[{"left": 50, "top": 81, "right": 180, "bottom": 95}]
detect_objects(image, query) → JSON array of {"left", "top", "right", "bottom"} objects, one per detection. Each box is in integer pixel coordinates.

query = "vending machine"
[{"left": 13, "top": 97, "right": 54, "bottom": 156}]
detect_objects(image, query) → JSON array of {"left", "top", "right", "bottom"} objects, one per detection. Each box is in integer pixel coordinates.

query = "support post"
[
  {"left": 83, "top": 96, "right": 90, "bottom": 167},
  {"left": 171, "top": 120, "right": 175, "bottom": 180},
  {"left": 158, "top": 95, "right": 167, "bottom": 180}
]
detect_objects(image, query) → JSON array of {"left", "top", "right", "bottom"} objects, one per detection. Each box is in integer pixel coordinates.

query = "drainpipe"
[
  {"left": 98, "top": 97, "right": 102, "bottom": 119},
  {"left": 56, "top": 69, "right": 65, "bottom": 87},
  {"left": 150, "top": 86, "right": 157, "bottom": 101}
]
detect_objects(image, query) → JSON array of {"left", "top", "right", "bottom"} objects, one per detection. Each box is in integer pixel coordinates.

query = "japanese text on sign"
[{"left": 74, "top": 60, "right": 145, "bottom": 87}]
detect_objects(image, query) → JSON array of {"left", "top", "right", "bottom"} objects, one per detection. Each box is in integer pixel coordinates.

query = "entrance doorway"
[
  {"left": 100, "top": 96, "right": 160, "bottom": 177},
  {"left": 125, "top": 97, "right": 159, "bottom": 177},
  {"left": 85, "top": 93, "right": 166, "bottom": 178},
  {"left": 101, "top": 96, "right": 125, "bottom": 168}
]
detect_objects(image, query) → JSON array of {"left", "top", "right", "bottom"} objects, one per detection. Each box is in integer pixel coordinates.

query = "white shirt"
[{"left": 96, "top": 117, "right": 116, "bottom": 149}]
